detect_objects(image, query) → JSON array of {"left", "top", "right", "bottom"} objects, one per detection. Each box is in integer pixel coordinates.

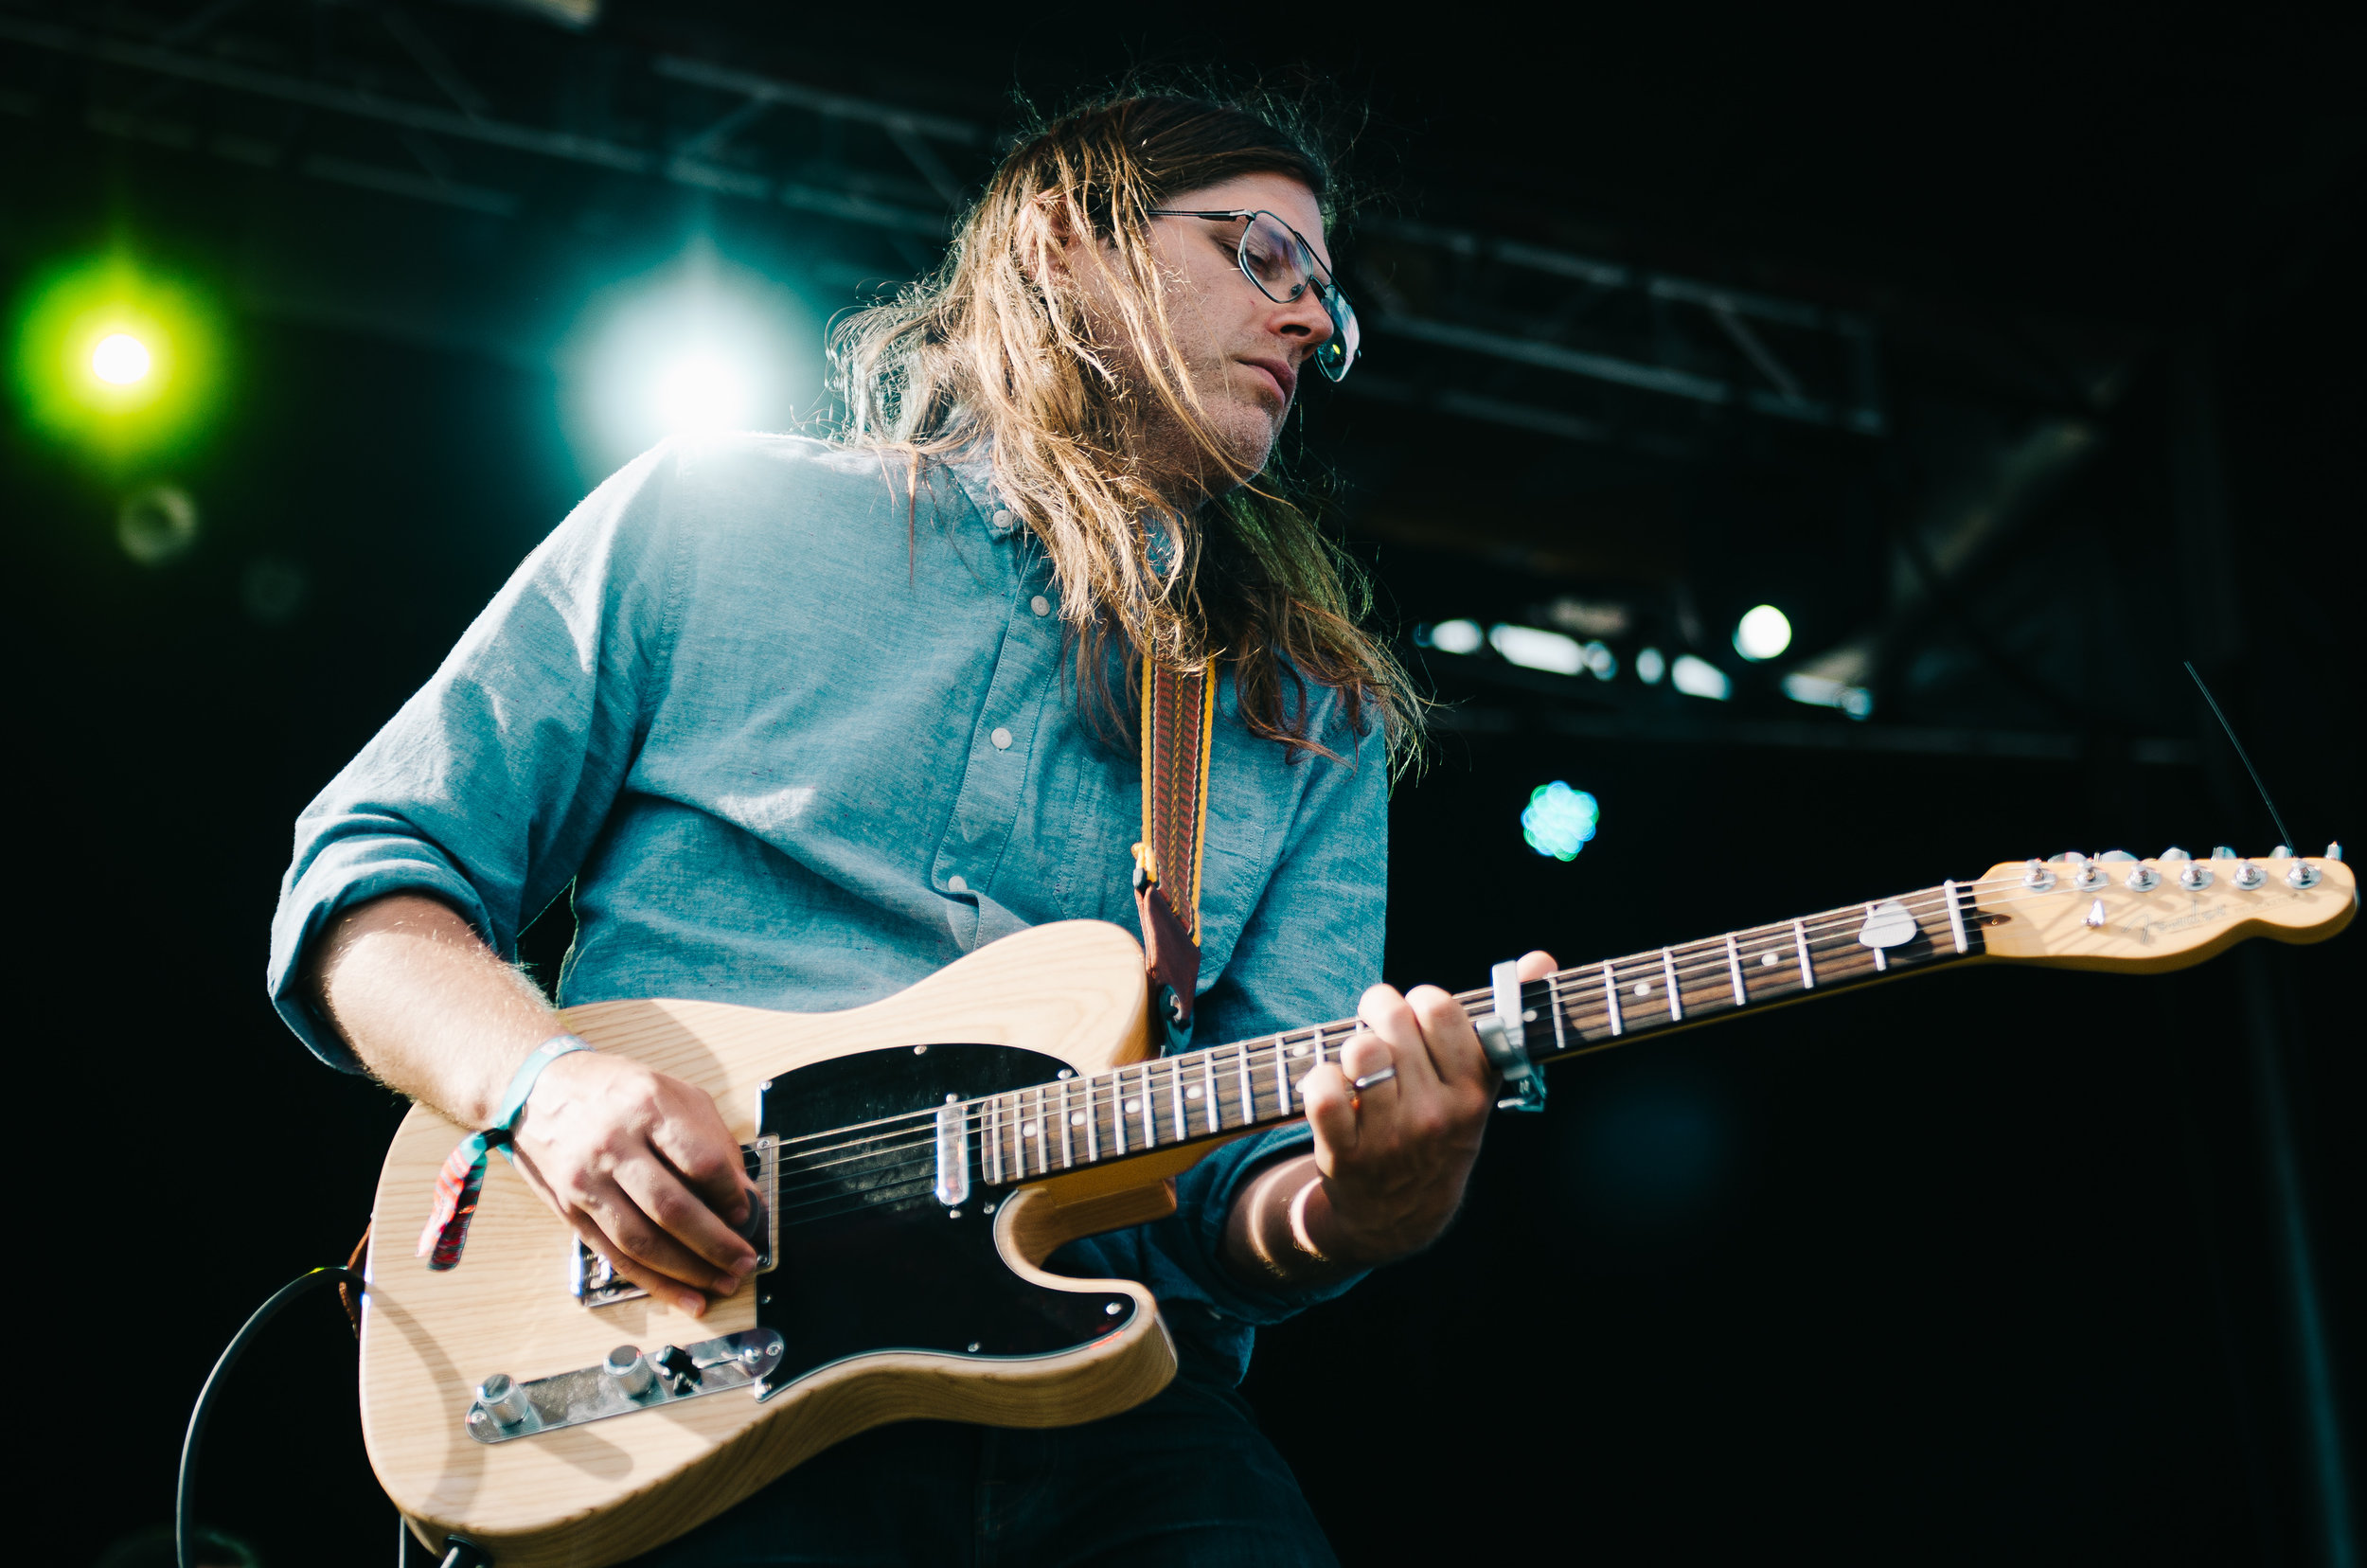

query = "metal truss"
[
  {"left": 1346, "top": 217, "right": 1887, "bottom": 451},
  {"left": 0, "top": 4, "right": 987, "bottom": 260}
]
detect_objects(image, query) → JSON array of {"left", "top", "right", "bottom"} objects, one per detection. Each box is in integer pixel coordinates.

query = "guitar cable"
[{"left": 177, "top": 1266, "right": 493, "bottom": 1568}]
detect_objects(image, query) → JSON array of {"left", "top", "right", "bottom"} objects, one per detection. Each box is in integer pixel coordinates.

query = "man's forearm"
[
  {"left": 311, "top": 892, "right": 561, "bottom": 1127},
  {"left": 1220, "top": 1151, "right": 1372, "bottom": 1292}
]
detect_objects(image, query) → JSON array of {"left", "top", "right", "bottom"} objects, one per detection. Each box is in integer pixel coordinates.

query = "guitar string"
[
  {"left": 745, "top": 881, "right": 2011, "bottom": 1178},
  {"left": 753, "top": 877, "right": 2093, "bottom": 1195},
  {"left": 744, "top": 870, "right": 2243, "bottom": 1212},
  {"left": 751, "top": 881, "right": 1998, "bottom": 1167},
  {"left": 756, "top": 899, "right": 2009, "bottom": 1210}
]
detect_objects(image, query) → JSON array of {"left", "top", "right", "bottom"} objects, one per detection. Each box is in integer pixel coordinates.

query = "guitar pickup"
[{"left": 570, "top": 1135, "right": 778, "bottom": 1308}]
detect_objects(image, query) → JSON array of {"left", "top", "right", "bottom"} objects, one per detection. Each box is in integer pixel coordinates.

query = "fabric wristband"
[{"left": 417, "top": 1034, "right": 595, "bottom": 1270}]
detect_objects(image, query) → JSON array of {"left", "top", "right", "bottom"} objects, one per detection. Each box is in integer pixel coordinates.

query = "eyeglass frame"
[{"left": 1143, "top": 207, "right": 1361, "bottom": 383}]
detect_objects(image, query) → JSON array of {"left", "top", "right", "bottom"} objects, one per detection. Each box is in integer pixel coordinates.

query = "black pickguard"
[{"left": 751, "top": 1044, "right": 1134, "bottom": 1398}]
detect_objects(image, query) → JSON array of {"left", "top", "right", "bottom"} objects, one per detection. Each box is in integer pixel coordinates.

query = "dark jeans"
[{"left": 622, "top": 1371, "right": 1338, "bottom": 1568}]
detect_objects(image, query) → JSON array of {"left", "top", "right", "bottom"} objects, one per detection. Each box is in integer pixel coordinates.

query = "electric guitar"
[{"left": 362, "top": 847, "right": 2353, "bottom": 1566}]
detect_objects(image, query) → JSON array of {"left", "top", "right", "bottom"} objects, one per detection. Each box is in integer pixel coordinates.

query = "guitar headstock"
[{"left": 1972, "top": 846, "right": 2354, "bottom": 972}]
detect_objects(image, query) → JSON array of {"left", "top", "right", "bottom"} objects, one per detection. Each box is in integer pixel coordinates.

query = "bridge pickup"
[
  {"left": 570, "top": 1135, "right": 779, "bottom": 1308},
  {"left": 464, "top": 1328, "right": 787, "bottom": 1443}
]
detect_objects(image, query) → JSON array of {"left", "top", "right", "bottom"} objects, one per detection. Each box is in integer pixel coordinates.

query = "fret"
[
  {"left": 1274, "top": 1040, "right": 1291, "bottom": 1114},
  {"left": 1030, "top": 1084, "right": 1045, "bottom": 1176},
  {"left": 1059, "top": 1078, "right": 1074, "bottom": 1169},
  {"left": 1944, "top": 880, "right": 1967, "bottom": 953},
  {"left": 1601, "top": 960, "right": 1623, "bottom": 1036},
  {"left": 1237, "top": 1043, "right": 1254, "bottom": 1131},
  {"left": 1793, "top": 918, "right": 1814, "bottom": 989},
  {"left": 1169, "top": 1060, "right": 1187, "bottom": 1145},
  {"left": 1008, "top": 1092, "right": 1025, "bottom": 1176},
  {"left": 986, "top": 1096, "right": 1003, "bottom": 1185},
  {"left": 1201, "top": 1052, "right": 1220, "bottom": 1135},
  {"left": 1662, "top": 948, "right": 1683, "bottom": 1023},
  {"left": 1084, "top": 1071, "right": 1099, "bottom": 1163},
  {"left": 1725, "top": 932, "right": 1746, "bottom": 1006},
  {"left": 1545, "top": 973, "right": 1567, "bottom": 1053},
  {"left": 1111, "top": 1070, "right": 1127, "bottom": 1156},
  {"left": 1136, "top": 1065, "right": 1156, "bottom": 1149}
]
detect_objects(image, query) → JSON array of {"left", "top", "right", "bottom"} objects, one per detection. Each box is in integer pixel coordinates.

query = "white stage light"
[
  {"left": 92, "top": 332, "right": 152, "bottom": 384},
  {"left": 1425, "top": 618, "right": 1484, "bottom": 655},
  {"left": 1733, "top": 604, "right": 1792, "bottom": 662},
  {"left": 1671, "top": 653, "right": 1731, "bottom": 700},
  {"left": 1635, "top": 647, "right": 1665, "bottom": 685},
  {"left": 654, "top": 353, "right": 756, "bottom": 434},
  {"left": 1782, "top": 672, "right": 1875, "bottom": 720},
  {"left": 1489, "top": 623, "right": 1586, "bottom": 675}
]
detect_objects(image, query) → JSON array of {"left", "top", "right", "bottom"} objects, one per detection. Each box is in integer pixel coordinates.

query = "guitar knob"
[
  {"left": 476, "top": 1373, "right": 532, "bottom": 1429},
  {"left": 605, "top": 1345, "right": 654, "bottom": 1398}
]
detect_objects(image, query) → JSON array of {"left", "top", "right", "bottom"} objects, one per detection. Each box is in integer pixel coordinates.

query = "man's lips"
[{"left": 1237, "top": 356, "right": 1296, "bottom": 407}]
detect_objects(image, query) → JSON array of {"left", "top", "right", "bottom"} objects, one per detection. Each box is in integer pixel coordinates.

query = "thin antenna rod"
[{"left": 2184, "top": 661, "right": 2297, "bottom": 852}]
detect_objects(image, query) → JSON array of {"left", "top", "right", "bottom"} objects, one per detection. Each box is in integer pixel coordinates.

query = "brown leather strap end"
[{"left": 1135, "top": 878, "right": 1201, "bottom": 1027}]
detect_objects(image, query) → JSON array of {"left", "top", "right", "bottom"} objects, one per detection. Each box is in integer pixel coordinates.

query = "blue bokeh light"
[{"left": 1522, "top": 781, "right": 1600, "bottom": 861}]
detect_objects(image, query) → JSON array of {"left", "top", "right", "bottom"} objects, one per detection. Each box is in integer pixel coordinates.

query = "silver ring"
[{"left": 1351, "top": 1066, "right": 1397, "bottom": 1092}]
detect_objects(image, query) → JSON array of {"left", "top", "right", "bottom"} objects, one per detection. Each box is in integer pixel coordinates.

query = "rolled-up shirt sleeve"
[{"left": 267, "top": 442, "right": 685, "bottom": 1069}]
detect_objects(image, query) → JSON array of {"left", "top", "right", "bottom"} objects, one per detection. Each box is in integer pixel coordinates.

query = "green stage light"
[{"left": 9, "top": 254, "right": 225, "bottom": 463}]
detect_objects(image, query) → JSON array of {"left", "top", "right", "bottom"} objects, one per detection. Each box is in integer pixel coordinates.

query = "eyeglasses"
[{"left": 1145, "top": 208, "right": 1361, "bottom": 383}]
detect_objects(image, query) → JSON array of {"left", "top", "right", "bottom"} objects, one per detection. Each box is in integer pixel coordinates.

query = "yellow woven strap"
[
  {"left": 1133, "top": 653, "right": 1216, "bottom": 1042},
  {"left": 1136, "top": 653, "right": 1217, "bottom": 941}
]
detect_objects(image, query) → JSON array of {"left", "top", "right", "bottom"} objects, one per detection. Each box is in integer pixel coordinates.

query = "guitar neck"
[{"left": 970, "top": 880, "right": 1994, "bottom": 1188}]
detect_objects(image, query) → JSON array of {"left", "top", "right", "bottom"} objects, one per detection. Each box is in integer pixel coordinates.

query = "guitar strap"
[{"left": 1133, "top": 652, "right": 1217, "bottom": 1053}]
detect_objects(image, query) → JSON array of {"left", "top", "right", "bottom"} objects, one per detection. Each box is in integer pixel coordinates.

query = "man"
[{"left": 274, "top": 93, "right": 1553, "bottom": 1563}]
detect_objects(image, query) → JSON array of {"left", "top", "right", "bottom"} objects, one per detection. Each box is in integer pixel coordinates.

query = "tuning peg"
[
  {"left": 2098, "top": 849, "right": 2136, "bottom": 862},
  {"left": 2287, "top": 860, "right": 2323, "bottom": 889},
  {"left": 2232, "top": 860, "right": 2268, "bottom": 890},
  {"left": 2022, "top": 858, "right": 2057, "bottom": 891},
  {"left": 2072, "top": 856, "right": 2109, "bottom": 892},
  {"left": 2330, "top": 843, "right": 2345, "bottom": 862},
  {"left": 2125, "top": 863, "right": 2160, "bottom": 891},
  {"left": 2178, "top": 859, "right": 2214, "bottom": 890},
  {"left": 2213, "top": 846, "right": 2237, "bottom": 861},
  {"left": 2160, "top": 846, "right": 2192, "bottom": 861},
  {"left": 2273, "top": 845, "right": 2292, "bottom": 859}
]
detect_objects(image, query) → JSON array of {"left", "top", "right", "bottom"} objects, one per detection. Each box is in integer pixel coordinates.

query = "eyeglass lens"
[{"left": 1240, "top": 213, "right": 1359, "bottom": 382}]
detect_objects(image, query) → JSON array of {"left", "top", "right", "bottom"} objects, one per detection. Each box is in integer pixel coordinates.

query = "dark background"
[{"left": 3, "top": 4, "right": 2358, "bottom": 1565}]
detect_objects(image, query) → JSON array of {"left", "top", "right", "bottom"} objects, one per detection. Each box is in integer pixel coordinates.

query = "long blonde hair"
[{"left": 831, "top": 91, "right": 1422, "bottom": 769}]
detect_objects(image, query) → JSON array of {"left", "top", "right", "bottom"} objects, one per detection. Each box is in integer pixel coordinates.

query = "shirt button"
[
  {"left": 990, "top": 727, "right": 1013, "bottom": 750},
  {"left": 947, "top": 874, "right": 969, "bottom": 894},
  {"left": 1030, "top": 595, "right": 1051, "bottom": 616},
  {"left": 992, "top": 509, "right": 1015, "bottom": 530}
]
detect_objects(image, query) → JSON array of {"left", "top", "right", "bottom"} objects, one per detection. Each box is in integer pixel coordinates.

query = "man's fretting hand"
[
  {"left": 508, "top": 1051, "right": 759, "bottom": 1317},
  {"left": 1224, "top": 951, "right": 1557, "bottom": 1286}
]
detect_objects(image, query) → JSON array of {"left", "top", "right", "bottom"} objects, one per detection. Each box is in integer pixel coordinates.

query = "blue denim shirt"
[{"left": 269, "top": 434, "right": 1386, "bottom": 1381}]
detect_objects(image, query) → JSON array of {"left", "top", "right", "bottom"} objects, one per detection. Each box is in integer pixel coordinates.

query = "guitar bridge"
[{"left": 570, "top": 1135, "right": 778, "bottom": 1308}]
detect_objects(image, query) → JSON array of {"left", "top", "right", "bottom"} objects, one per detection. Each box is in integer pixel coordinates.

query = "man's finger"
[
  {"left": 649, "top": 1096, "right": 756, "bottom": 1229},
  {"left": 1299, "top": 1061, "right": 1359, "bottom": 1164},
  {"left": 1516, "top": 950, "right": 1559, "bottom": 981},
  {"left": 1358, "top": 984, "right": 1442, "bottom": 1089},
  {"left": 595, "top": 1161, "right": 753, "bottom": 1292},
  {"left": 555, "top": 1207, "right": 709, "bottom": 1316},
  {"left": 1406, "top": 984, "right": 1489, "bottom": 1088}
]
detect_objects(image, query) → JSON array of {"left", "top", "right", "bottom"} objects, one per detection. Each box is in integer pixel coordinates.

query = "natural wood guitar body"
[{"left": 363, "top": 920, "right": 1193, "bottom": 1568}]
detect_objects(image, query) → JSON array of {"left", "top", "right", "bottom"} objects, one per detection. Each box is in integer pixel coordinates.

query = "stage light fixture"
[
  {"left": 92, "top": 332, "right": 152, "bottom": 385},
  {"left": 1522, "top": 781, "right": 1600, "bottom": 862},
  {"left": 1489, "top": 623, "right": 1586, "bottom": 675},
  {"left": 654, "top": 352, "right": 757, "bottom": 435},
  {"left": 1782, "top": 672, "right": 1875, "bottom": 720},
  {"left": 1670, "top": 653, "right": 1731, "bottom": 701},
  {"left": 9, "top": 254, "right": 224, "bottom": 463},
  {"left": 1421, "top": 619, "right": 1485, "bottom": 655},
  {"left": 1635, "top": 647, "right": 1665, "bottom": 685},
  {"left": 1733, "top": 604, "right": 1792, "bottom": 661}
]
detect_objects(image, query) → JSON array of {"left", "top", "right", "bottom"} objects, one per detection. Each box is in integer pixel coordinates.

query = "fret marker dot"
[
  {"left": 1021, "top": 1122, "right": 1038, "bottom": 1139},
  {"left": 1523, "top": 1009, "right": 1537, "bottom": 1022},
  {"left": 1124, "top": 1099, "right": 1141, "bottom": 1114},
  {"left": 1634, "top": 981, "right": 1652, "bottom": 996},
  {"left": 1761, "top": 953, "right": 1779, "bottom": 967},
  {"left": 1185, "top": 1086, "right": 1202, "bottom": 1100},
  {"left": 1292, "top": 1043, "right": 1309, "bottom": 1057},
  {"left": 1069, "top": 1112, "right": 1087, "bottom": 1127}
]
